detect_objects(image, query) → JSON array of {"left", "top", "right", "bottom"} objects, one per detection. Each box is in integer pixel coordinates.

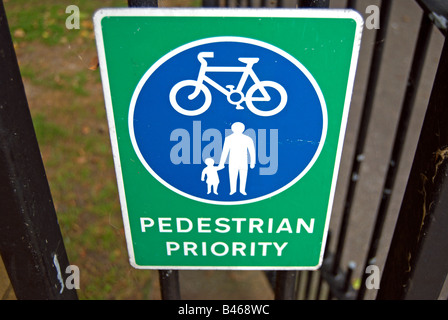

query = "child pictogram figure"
[{"left": 201, "top": 158, "right": 220, "bottom": 195}]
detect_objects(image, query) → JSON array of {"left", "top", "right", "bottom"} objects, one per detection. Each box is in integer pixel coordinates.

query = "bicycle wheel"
[
  {"left": 169, "top": 80, "right": 212, "bottom": 116},
  {"left": 246, "top": 81, "right": 287, "bottom": 117}
]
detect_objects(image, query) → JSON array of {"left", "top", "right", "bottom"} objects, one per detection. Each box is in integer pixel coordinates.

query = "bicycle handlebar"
[{"left": 198, "top": 52, "right": 214, "bottom": 63}]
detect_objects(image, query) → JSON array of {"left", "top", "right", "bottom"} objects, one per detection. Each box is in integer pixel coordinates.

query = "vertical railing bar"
[
  {"left": 304, "top": 271, "right": 312, "bottom": 299},
  {"left": 294, "top": 271, "right": 302, "bottom": 299},
  {"left": 272, "top": 0, "right": 330, "bottom": 301},
  {"left": 315, "top": 273, "right": 323, "bottom": 300},
  {"left": 357, "top": 13, "right": 434, "bottom": 300},
  {"left": 298, "top": 4, "right": 328, "bottom": 304},
  {"left": 265, "top": 270, "right": 277, "bottom": 290},
  {"left": 314, "top": 271, "right": 322, "bottom": 300},
  {"left": 203, "top": 0, "right": 221, "bottom": 7},
  {"left": 159, "top": 270, "right": 181, "bottom": 300},
  {"left": 332, "top": 0, "right": 393, "bottom": 276},
  {"left": 326, "top": 287, "right": 333, "bottom": 300},
  {"left": 346, "top": 0, "right": 356, "bottom": 9},
  {"left": 313, "top": 272, "right": 319, "bottom": 300},
  {"left": 377, "top": 35, "right": 448, "bottom": 300},
  {"left": 315, "top": 231, "right": 331, "bottom": 300},
  {"left": 0, "top": 0, "right": 77, "bottom": 300},
  {"left": 343, "top": 261, "right": 356, "bottom": 292},
  {"left": 298, "top": 0, "right": 330, "bottom": 8},
  {"left": 315, "top": 271, "right": 324, "bottom": 300},
  {"left": 128, "top": 0, "right": 158, "bottom": 6},
  {"left": 275, "top": 271, "right": 298, "bottom": 300},
  {"left": 128, "top": 0, "right": 182, "bottom": 302}
]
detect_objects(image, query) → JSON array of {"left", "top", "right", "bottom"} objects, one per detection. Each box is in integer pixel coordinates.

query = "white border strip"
[
  {"left": 93, "top": 8, "right": 364, "bottom": 270},
  {"left": 94, "top": 7, "right": 364, "bottom": 20}
]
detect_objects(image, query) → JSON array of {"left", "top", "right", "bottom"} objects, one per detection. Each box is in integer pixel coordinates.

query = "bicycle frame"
[{"left": 189, "top": 52, "right": 269, "bottom": 102}]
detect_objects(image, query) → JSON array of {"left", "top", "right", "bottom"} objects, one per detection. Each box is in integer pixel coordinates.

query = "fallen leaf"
[
  {"left": 14, "top": 28, "right": 25, "bottom": 38},
  {"left": 89, "top": 55, "right": 99, "bottom": 70},
  {"left": 82, "top": 126, "right": 91, "bottom": 135}
]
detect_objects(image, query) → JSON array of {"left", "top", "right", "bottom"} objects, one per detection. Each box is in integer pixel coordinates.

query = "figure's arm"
[
  {"left": 218, "top": 138, "right": 230, "bottom": 170},
  {"left": 201, "top": 169, "right": 206, "bottom": 181},
  {"left": 248, "top": 138, "right": 256, "bottom": 169}
]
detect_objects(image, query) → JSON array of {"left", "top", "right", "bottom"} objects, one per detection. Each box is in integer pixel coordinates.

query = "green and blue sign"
[{"left": 94, "top": 8, "right": 363, "bottom": 269}]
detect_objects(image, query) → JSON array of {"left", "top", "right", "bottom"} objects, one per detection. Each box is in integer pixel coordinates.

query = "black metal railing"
[{"left": 0, "top": 0, "right": 77, "bottom": 300}]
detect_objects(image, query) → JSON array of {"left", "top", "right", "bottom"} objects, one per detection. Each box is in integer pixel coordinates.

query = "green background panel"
[{"left": 96, "top": 11, "right": 361, "bottom": 268}]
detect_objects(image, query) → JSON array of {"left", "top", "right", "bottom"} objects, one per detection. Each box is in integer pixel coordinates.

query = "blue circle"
[{"left": 130, "top": 37, "right": 326, "bottom": 204}]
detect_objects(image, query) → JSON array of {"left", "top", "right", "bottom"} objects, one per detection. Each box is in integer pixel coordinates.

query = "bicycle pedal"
[{"left": 236, "top": 105, "right": 244, "bottom": 110}]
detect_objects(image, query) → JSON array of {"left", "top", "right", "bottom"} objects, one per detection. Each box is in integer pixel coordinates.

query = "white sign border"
[{"left": 94, "top": 7, "right": 364, "bottom": 270}]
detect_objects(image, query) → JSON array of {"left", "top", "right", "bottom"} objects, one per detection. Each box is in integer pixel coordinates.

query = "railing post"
[
  {"left": 357, "top": 12, "right": 434, "bottom": 300},
  {"left": 128, "top": 0, "right": 159, "bottom": 7},
  {"left": 377, "top": 36, "right": 448, "bottom": 300},
  {"left": 127, "top": 0, "right": 182, "bottom": 301},
  {"left": 159, "top": 270, "right": 181, "bottom": 300},
  {"left": 275, "top": 271, "right": 297, "bottom": 300},
  {"left": 203, "top": 0, "right": 220, "bottom": 7},
  {"left": 332, "top": 0, "right": 393, "bottom": 276},
  {"left": 278, "top": 0, "right": 331, "bottom": 301},
  {"left": 298, "top": 0, "right": 330, "bottom": 7},
  {"left": 0, "top": 0, "right": 77, "bottom": 300}
]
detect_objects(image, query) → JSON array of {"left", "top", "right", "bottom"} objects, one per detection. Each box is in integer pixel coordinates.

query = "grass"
[{"left": 20, "top": 65, "right": 90, "bottom": 96}]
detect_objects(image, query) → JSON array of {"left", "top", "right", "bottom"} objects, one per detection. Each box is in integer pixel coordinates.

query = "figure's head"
[
  {"left": 231, "top": 122, "right": 245, "bottom": 134},
  {"left": 205, "top": 158, "right": 215, "bottom": 166}
]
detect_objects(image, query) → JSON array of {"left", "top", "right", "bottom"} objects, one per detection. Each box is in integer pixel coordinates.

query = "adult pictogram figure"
[{"left": 218, "top": 122, "right": 256, "bottom": 195}]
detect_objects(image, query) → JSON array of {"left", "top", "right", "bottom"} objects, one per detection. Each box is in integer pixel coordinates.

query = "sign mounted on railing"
[{"left": 94, "top": 8, "right": 363, "bottom": 269}]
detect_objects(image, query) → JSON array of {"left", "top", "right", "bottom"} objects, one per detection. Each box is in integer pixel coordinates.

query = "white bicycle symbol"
[{"left": 169, "top": 52, "right": 288, "bottom": 117}]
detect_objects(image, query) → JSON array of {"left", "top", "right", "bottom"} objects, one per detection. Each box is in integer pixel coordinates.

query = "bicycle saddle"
[{"left": 238, "top": 57, "right": 259, "bottom": 64}]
